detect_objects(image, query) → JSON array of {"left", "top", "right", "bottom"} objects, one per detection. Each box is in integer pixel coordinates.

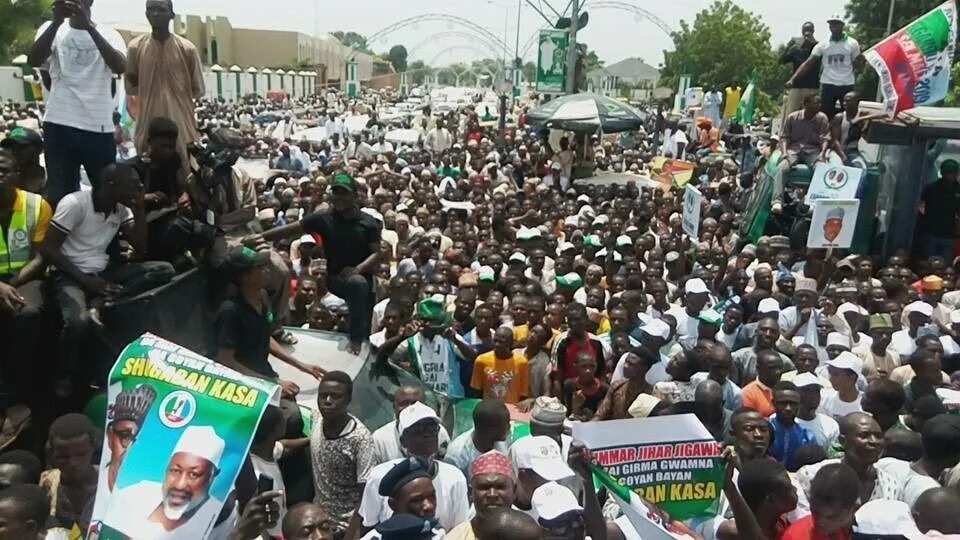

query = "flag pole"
[{"left": 877, "top": 0, "right": 896, "bottom": 100}]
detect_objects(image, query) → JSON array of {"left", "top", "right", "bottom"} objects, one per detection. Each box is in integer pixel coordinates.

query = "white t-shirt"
[
  {"left": 359, "top": 458, "right": 469, "bottom": 531},
  {"left": 51, "top": 190, "right": 133, "bottom": 274},
  {"left": 876, "top": 457, "right": 941, "bottom": 509},
  {"left": 811, "top": 36, "right": 861, "bottom": 86},
  {"left": 818, "top": 389, "right": 863, "bottom": 422},
  {"left": 796, "top": 413, "right": 840, "bottom": 451},
  {"left": 35, "top": 21, "right": 126, "bottom": 133}
]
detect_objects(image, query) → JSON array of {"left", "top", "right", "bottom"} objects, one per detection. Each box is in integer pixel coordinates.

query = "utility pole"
[{"left": 565, "top": 0, "right": 579, "bottom": 94}]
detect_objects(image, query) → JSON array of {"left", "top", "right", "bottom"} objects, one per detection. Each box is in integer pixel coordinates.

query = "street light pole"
[{"left": 565, "top": 0, "right": 579, "bottom": 93}]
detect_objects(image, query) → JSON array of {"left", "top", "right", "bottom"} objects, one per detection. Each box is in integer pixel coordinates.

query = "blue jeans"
[{"left": 43, "top": 122, "right": 116, "bottom": 208}]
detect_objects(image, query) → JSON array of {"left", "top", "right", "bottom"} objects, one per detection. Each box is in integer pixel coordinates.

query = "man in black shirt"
[
  {"left": 779, "top": 22, "right": 820, "bottom": 120},
  {"left": 920, "top": 160, "right": 960, "bottom": 259},
  {"left": 214, "top": 246, "right": 325, "bottom": 395},
  {"left": 250, "top": 172, "right": 382, "bottom": 354}
]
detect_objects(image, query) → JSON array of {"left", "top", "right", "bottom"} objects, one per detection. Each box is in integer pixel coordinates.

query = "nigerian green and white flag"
[
  {"left": 734, "top": 76, "right": 757, "bottom": 125},
  {"left": 592, "top": 465, "right": 700, "bottom": 540}
]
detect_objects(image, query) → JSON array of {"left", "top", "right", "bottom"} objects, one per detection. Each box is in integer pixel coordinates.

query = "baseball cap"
[
  {"left": 793, "top": 372, "right": 824, "bottom": 388},
  {"left": 225, "top": 246, "right": 270, "bottom": 273},
  {"left": 826, "top": 351, "right": 862, "bottom": 374},
  {"left": 478, "top": 266, "right": 497, "bottom": 282},
  {"left": 827, "top": 13, "right": 846, "bottom": 24},
  {"left": 758, "top": 297, "right": 781, "bottom": 314},
  {"left": 583, "top": 235, "right": 603, "bottom": 248},
  {"left": 397, "top": 401, "right": 440, "bottom": 435},
  {"left": 640, "top": 319, "right": 671, "bottom": 340},
  {"left": 509, "top": 436, "right": 574, "bottom": 481},
  {"left": 509, "top": 252, "right": 528, "bottom": 265},
  {"left": 951, "top": 310, "right": 960, "bottom": 324},
  {"left": 838, "top": 302, "right": 869, "bottom": 317},
  {"left": 299, "top": 234, "right": 317, "bottom": 245},
  {"left": 685, "top": 278, "right": 709, "bottom": 295},
  {"left": 852, "top": 500, "right": 924, "bottom": 540},
  {"left": 616, "top": 235, "right": 632, "bottom": 248},
  {"left": 826, "top": 332, "right": 851, "bottom": 349},
  {"left": 417, "top": 294, "right": 448, "bottom": 323},
  {"left": 331, "top": 172, "right": 357, "bottom": 193},
  {"left": 0, "top": 127, "right": 42, "bottom": 148},
  {"left": 531, "top": 482, "right": 582, "bottom": 522},
  {"left": 905, "top": 301, "right": 934, "bottom": 317},
  {"left": 556, "top": 272, "right": 583, "bottom": 289}
]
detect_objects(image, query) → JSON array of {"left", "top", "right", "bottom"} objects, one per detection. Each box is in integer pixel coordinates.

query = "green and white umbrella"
[{"left": 527, "top": 93, "right": 648, "bottom": 133}]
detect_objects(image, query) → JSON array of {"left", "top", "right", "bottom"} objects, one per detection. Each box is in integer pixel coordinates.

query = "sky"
[{"left": 95, "top": 0, "right": 850, "bottom": 68}]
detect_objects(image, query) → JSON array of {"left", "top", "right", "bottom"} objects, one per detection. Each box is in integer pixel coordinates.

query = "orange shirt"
[
  {"left": 742, "top": 380, "right": 776, "bottom": 417},
  {"left": 780, "top": 515, "right": 851, "bottom": 540},
  {"left": 470, "top": 351, "right": 530, "bottom": 404}
]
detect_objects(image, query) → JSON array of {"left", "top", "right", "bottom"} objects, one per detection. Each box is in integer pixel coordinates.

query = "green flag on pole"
[{"left": 734, "top": 75, "right": 757, "bottom": 125}]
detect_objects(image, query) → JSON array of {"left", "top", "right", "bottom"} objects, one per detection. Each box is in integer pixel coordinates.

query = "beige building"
[{"left": 113, "top": 14, "right": 375, "bottom": 85}]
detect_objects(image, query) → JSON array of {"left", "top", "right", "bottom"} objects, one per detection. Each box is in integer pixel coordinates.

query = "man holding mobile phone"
[{"left": 28, "top": 0, "right": 127, "bottom": 207}]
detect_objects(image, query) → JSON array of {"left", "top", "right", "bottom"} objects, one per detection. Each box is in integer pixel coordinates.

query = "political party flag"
[
  {"left": 592, "top": 465, "right": 700, "bottom": 540},
  {"left": 88, "top": 334, "right": 278, "bottom": 540},
  {"left": 734, "top": 76, "right": 757, "bottom": 125},
  {"left": 865, "top": 1, "right": 957, "bottom": 116}
]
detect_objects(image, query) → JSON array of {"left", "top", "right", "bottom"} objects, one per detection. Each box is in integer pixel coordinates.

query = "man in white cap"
[
  {"left": 508, "top": 436, "right": 575, "bottom": 519},
  {"left": 793, "top": 372, "right": 841, "bottom": 452},
  {"left": 892, "top": 301, "right": 935, "bottom": 357},
  {"left": 358, "top": 402, "right": 469, "bottom": 536},
  {"left": 104, "top": 425, "right": 226, "bottom": 538},
  {"left": 787, "top": 13, "right": 862, "bottom": 119},
  {"left": 668, "top": 278, "right": 713, "bottom": 349},
  {"left": 819, "top": 351, "right": 864, "bottom": 421}
]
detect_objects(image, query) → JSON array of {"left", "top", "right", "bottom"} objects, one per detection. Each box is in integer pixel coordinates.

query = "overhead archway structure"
[
  {"left": 429, "top": 46, "right": 499, "bottom": 80},
  {"left": 519, "top": 2, "right": 675, "bottom": 60},
  {"left": 408, "top": 31, "right": 506, "bottom": 60},
  {"left": 354, "top": 14, "right": 512, "bottom": 60}
]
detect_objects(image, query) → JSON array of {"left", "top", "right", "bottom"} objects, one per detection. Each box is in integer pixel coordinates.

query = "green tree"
[
  {"left": 387, "top": 44, "right": 408, "bottom": 72},
  {"left": 0, "top": 0, "right": 47, "bottom": 65},
  {"left": 523, "top": 61, "right": 536, "bottom": 83},
  {"left": 844, "top": 0, "right": 950, "bottom": 97},
  {"left": 332, "top": 31, "right": 372, "bottom": 54},
  {"left": 659, "top": 0, "right": 781, "bottom": 111},
  {"left": 408, "top": 60, "right": 431, "bottom": 84}
]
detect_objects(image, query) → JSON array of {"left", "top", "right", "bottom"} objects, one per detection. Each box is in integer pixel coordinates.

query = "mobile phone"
[{"left": 256, "top": 474, "right": 274, "bottom": 495}]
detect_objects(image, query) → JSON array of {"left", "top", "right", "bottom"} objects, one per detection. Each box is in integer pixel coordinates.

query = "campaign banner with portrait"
[
  {"left": 805, "top": 162, "right": 864, "bottom": 203},
  {"left": 807, "top": 199, "right": 861, "bottom": 249},
  {"left": 88, "top": 334, "right": 279, "bottom": 540},
  {"left": 682, "top": 185, "right": 702, "bottom": 240},
  {"left": 573, "top": 414, "right": 725, "bottom": 521}
]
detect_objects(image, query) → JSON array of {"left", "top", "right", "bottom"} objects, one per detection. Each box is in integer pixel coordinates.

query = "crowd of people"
[{"left": 1, "top": 2, "right": 960, "bottom": 539}]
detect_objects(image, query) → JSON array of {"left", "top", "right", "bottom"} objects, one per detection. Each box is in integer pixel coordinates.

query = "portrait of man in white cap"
[{"left": 104, "top": 425, "right": 226, "bottom": 538}]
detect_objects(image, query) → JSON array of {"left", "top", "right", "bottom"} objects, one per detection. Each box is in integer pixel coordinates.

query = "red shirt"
[
  {"left": 559, "top": 336, "right": 597, "bottom": 381},
  {"left": 780, "top": 516, "right": 852, "bottom": 540}
]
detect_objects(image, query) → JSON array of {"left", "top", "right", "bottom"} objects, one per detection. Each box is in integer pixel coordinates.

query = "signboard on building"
[{"left": 536, "top": 30, "right": 569, "bottom": 93}]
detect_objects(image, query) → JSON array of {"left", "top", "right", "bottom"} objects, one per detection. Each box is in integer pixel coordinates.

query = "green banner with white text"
[{"left": 88, "top": 334, "right": 278, "bottom": 540}]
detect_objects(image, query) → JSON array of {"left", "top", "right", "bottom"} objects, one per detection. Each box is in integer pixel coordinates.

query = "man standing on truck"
[
  {"left": 771, "top": 94, "right": 831, "bottom": 215},
  {"left": 244, "top": 173, "right": 381, "bottom": 355},
  {"left": 786, "top": 14, "right": 862, "bottom": 119},
  {"left": 919, "top": 160, "right": 960, "bottom": 260},
  {"left": 779, "top": 22, "right": 820, "bottom": 119}
]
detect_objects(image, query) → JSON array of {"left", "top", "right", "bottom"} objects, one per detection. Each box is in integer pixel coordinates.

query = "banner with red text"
[{"left": 573, "top": 414, "right": 724, "bottom": 521}]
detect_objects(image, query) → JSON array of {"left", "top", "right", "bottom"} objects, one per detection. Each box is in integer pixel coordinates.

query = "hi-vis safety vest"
[{"left": 0, "top": 191, "right": 41, "bottom": 276}]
